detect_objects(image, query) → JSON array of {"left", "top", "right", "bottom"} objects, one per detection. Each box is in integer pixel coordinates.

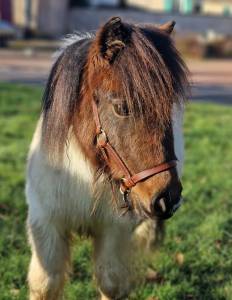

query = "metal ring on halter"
[
  {"left": 96, "top": 129, "right": 107, "bottom": 148},
  {"left": 120, "top": 177, "right": 129, "bottom": 195}
]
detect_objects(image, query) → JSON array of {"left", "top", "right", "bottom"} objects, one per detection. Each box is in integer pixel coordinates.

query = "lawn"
[{"left": 0, "top": 83, "right": 232, "bottom": 300}]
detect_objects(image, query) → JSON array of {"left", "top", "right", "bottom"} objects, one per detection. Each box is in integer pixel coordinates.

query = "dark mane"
[
  {"left": 41, "top": 23, "right": 188, "bottom": 160},
  {"left": 42, "top": 36, "right": 93, "bottom": 158},
  {"left": 111, "top": 25, "right": 189, "bottom": 126}
]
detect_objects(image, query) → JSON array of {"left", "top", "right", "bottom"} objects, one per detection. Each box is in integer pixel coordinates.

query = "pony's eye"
[{"left": 112, "top": 101, "right": 130, "bottom": 117}]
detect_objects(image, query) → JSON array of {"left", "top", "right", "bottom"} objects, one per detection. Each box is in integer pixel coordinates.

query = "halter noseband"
[{"left": 91, "top": 98, "right": 177, "bottom": 209}]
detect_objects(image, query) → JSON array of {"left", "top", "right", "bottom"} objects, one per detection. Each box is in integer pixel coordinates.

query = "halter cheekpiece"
[{"left": 91, "top": 98, "right": 177, "bottom": 211}]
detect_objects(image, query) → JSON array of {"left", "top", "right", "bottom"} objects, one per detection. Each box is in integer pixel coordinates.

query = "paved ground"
[
  {"left": 0, "top": 50, "right": 232, "bottom": 104},
  {"left": 188, "top": 59, "right": 232, "bottom": 104}
]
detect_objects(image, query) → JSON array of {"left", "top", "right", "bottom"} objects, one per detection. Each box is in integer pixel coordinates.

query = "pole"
[{"left": 24, "top": 0, "right": 32, "bottom": 38}]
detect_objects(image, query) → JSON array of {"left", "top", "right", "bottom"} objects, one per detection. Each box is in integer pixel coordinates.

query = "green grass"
[{"left": 0, "top": 82, "right": 232, "bottom": 300}]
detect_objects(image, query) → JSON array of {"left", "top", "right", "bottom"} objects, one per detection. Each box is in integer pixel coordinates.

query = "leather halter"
[{"left": 91, "top": 98, "right": 177, "bottom": 206}]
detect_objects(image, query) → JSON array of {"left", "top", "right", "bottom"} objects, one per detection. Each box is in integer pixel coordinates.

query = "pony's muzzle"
[{"left": 151, "top": 185, "right": 183, "bottom": 220}]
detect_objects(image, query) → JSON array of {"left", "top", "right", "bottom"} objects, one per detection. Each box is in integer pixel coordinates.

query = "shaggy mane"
[
  {"left": 42, "top": 34, "right": 93, "bottom": 159},
  {"left": 41, "top": 23, "right": 189, "bottom": 161},
  {"left": 110, "top": 25, "right": 189, "bottom": 126}
]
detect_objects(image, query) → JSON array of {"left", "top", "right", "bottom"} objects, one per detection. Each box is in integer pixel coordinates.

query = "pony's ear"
[
  {"left": 98, "top": 16, "right": 130, "bottom": 63},
  {"left": 159, "top": 21, "right": 176, "bottom": 34}
]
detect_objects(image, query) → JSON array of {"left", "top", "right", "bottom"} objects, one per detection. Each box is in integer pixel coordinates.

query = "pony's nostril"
[
  {"left": 156, "top": 197, "right": 167, "bottom": 213},
  {"left": 151, "top": 196, "right": 167, "bottom": 216},
  {"left": 151, "top": 185, "right": 183, "bottom": 219},
  {"left": 151, "top": 191, "right": 181, "bottom": 220}
]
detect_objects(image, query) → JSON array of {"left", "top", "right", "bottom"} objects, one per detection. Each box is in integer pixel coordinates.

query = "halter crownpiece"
[{"left": 91, "top": 98, "right": 177, "bottom": 209}]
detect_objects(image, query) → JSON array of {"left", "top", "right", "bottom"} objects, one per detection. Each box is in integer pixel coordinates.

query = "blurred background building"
[
  {"left": 0, "top": 0, "right": 232, "bottom": 37},
  {"left": 0, "top": 0, "right": 232, "bottom": 119},
  {"left": 128, "top": 0, "right": 232, "bottom": 15}
]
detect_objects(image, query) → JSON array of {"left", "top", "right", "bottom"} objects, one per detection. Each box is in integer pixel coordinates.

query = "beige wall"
[
  {"left": 203, "top": 1, "right": 232, "bottom": 14},
  {"left": 127, "top": 0, "right": 164, "bottom": 11},
  {"left": 12, "top": 0, "right": 39, "bottom": 29},
  {"left": 128, "top": 0, "right": 232, "bottom": 15},
  {"left": 12, "top": 0, "right": 26, "bottom": 27}
]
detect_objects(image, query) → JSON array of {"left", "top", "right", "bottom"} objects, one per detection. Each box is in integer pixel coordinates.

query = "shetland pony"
[{"left": 26, "top": 17, "right": 188, "bottom": 300}]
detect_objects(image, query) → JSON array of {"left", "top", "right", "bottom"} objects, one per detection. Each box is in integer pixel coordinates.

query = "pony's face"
[
  {"left": 83, "top": 17, "right": 188, "bottom": 219},
  {"left": 94, "top": 89, "right": 182, "bottom": 220}
]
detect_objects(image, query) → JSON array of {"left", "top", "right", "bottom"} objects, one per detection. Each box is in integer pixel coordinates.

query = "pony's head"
[{"left": 42, "top": 17, "right": 188, "bottom": 220}]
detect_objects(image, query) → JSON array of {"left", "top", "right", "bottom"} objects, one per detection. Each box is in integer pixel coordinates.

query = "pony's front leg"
[
  {"left": 27, "top": 216, "right": 71, "bottom": 300},
  {"left": 93, "top": 223, "right": 135, "bottom": 300}
]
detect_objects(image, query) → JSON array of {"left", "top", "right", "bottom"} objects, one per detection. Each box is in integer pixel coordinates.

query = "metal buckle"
[
  {"left": 120, "top": 177, "right": 127, "bottom": 194},
  {"left": 97, "top": 129, "right": 107, "bottom": 147}
]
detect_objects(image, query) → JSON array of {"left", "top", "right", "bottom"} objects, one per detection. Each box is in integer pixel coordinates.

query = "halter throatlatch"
[{"left": 92, "top": 98, "right": 177, "bottom": 210}]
